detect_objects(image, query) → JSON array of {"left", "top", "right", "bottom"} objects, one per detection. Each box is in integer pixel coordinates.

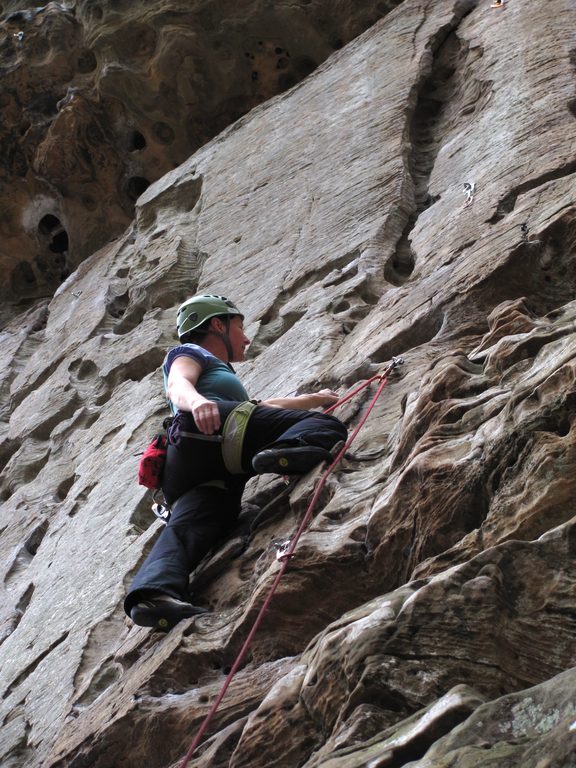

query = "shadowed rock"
[{"left": 0, "top": 0, "right": 403, "bottom": 327}]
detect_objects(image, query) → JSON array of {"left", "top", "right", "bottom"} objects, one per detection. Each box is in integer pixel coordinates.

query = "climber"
[{"left": 124, "top": 294, "right": 348, "bottom": 631}]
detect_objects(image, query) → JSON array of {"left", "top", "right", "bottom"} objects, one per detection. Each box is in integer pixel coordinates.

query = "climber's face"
[{"left": 227, "top": 316, "right": 251, "bottom": 362}]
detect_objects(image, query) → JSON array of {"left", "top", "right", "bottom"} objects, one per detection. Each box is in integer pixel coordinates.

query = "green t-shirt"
[{"left": 162, "top": 344, "right": 249, "bottom": 414}]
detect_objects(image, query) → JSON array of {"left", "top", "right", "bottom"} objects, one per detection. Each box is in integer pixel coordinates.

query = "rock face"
[
  {"left": 1, "top": 0, "right": 576, "bottom": 766},
  {"left": 0, "top": 0, "right": 400, "bottom": 327}
]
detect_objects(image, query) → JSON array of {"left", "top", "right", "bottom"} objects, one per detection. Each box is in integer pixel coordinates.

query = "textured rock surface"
[
  {"left": 0, "top": 0, "right": 401, "bottom": 326},
  {"left": 1, "top": 0, "right": 576, "bottom": 766}
]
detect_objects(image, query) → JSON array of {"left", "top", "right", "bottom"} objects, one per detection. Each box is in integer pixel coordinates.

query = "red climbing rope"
[
  {"left": 179, "top": 359, "right": 402, "bottom": 767},
  {"left": 324, "top": 372, "right": 386, "bottom": 415}
]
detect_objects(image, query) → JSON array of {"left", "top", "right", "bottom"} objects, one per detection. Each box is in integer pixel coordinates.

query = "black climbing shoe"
[
  {"left": 252, "top": 445, "right": 333, "bottom": 475},
  {"left": 130, "top": 595, "right": 208, "bottom": 632}
]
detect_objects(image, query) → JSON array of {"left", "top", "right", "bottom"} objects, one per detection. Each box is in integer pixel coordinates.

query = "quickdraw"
[
  {"left": 273, "top": 539, "right": 295, "bottom": 562},
  {"left": 463, "top": 181, "right": 475, "bottom": 208},
  {"left": 151, "top": 495, "right": 171, "bottom": 522},
  {"left": 520, "top": 223, "right": 541, "bottom": 247},
  {"left": 178, "top": 356, "right": 404, "bottom": 767}
]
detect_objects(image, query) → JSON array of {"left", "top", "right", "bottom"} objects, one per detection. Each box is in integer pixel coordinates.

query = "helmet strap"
[{"left": 206, "top": 317, "right": 234, "bottom": 368}]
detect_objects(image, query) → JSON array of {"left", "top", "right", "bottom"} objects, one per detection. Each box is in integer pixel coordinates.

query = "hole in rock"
[
  {"left": 28, "top": 92, "right": 60, "bottom": 117},
  {"left": 128, "top": 130, "right": 146, "bottom": 151},
  {"left": 69, "top": 358, "right": 98, "bottom": 381},
  {"left": 38, "top": 214, "right": 61, "bottom": 235},
  {"left": 29, "top": 306, "right": 48, "bottom": 333},
  {"left": 152, "top": 121, "right": 174, "bottom": 144},
  {"left": 384, "top": 233, "right": 416, "bottom": 286},
  {"left": 5, "top": 10, "right": 31, "bottom": 22},
  {"left": 127, "top": 176, "right": 150, "bottom": 201},
  {"left": 55, "top": 476, "right": 75, "bottom": 502},
  {"left": 25, "top": 520, "right": 49, "bottom": 557},
  {"left": 17, "top": 584, "right": 34, "bottom": 613},
  {"left": 49, "top": 229, "right": 69, "bottom": 253},
  {"left": 37, "top": 215, "right": 69, "bottom": 255},
  {"left": 77, "top": 49, "right": 97, "bottom": 73},
  {"left": 106, "top": 292, "right": 129, "bottom": 320},
  {"left": 556, "top": 418, "right": 571, "bottom": 437}
]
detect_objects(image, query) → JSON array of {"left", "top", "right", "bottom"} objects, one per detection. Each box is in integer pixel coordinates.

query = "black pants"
[{"left": 124, "top": 404, "right": 347, "bottom": 614}]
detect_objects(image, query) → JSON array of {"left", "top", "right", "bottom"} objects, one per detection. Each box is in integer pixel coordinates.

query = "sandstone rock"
[
  {"left": 404, "top": 669, "right": 576, "bottom": 768},
  {"left": 1, "top": 0, "right": 576, "bottom": 766},
  {"left": 0, "top": 0, "right": 402, "bottom": 326}
]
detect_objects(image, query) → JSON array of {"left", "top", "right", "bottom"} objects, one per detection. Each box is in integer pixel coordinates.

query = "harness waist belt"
[
  {"left": 178, "top": 431, "right": 224, "bottom": 443},
  {"left": 176, "top": 402, "right": 257, "bottom": 474}
]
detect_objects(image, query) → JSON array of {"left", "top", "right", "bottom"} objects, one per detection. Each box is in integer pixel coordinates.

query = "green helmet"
[{"left": 176, "top": 294, "right": 243, "bottom": 338}]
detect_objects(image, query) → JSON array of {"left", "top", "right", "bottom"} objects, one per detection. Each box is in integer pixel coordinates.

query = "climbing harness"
[
  {"left": 167, "top": 415, "right": 223, "bottom": 446},
  {"left": 167, "top": 401, "right": 257, "bottom": 475},
  {"left": 463, "top": 182, "right": 475, "bottom": 208},
  {"left": 178, "top": 357, "right": 404, "bottom": 768},
  {"left": 145, "top": 403, "right": 258, "bottom": 523},
  {"left": 221, "top": 401, "right": 258, "bottom": 474}
]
